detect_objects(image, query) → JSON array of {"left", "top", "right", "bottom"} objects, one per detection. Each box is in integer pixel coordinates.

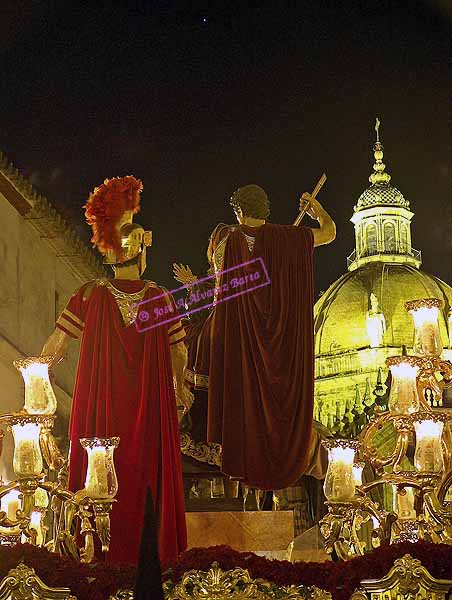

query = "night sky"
[{"left": 1, "top": 1, "right": 451, "bottom": 295}]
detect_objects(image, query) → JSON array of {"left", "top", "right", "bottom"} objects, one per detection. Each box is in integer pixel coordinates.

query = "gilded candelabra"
[
  {"left": 320, "top": 298, "right": 452, "bottom": 559},
  {"left": 0, "top": 356, "right": 119, "bottom": 563}
]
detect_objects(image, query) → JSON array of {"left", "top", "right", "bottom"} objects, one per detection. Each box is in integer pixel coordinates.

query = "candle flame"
[
  {"left": 389, "top": 362, "right": 419, "bottom": 378},
  {"left": 410, "top": 306, "right": 439, "bottom": 327}
]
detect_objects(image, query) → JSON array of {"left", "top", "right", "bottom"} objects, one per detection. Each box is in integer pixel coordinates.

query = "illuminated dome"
[
  {"left": 314, "top": 263, "right": 452, "bottom": 356},
  {"left": 313, "top": 119, "right": 452, "bottom": 433},
  {"left": 354, "top": 183, "right": 409, "bottom": 212}
]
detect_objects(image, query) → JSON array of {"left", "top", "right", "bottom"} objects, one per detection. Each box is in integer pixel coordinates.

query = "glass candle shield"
[
  {"left": 406, "top": 299, "right": 443, "bottom": 357},
  {"left": 323, "top": 440, "right": 359, "bottom": 502},
  {"left": 11, "top": 421, "right": 43, "bottom": 478},
  {"left": 386, "top": 357, "right": 420, "bottom": 415},
  {"left": 414, "top": 418, "right": 444, "bottom": 473},
  {"left": 81, "top": 438, "right": 119, "bottom": 499},
  {"left": 14, "top": 356, "right": 57, "bottom": 415}
]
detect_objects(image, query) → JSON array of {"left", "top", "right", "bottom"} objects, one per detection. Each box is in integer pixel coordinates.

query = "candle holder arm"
[
  {"left": 437, "top": 466, "right": 452, "bottom": 503},
  {"left": 40, "top": 429, "right": 66, "bottom": 471},
  {"left": 423, "top": 491, "right": 452, "bottom": 542},
  {"left": 92, "top": 500, "right": 115, "bottom": 553}
]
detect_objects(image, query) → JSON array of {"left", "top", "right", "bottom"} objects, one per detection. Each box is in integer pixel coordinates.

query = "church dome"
[
  {"left": 314, "top": 262, "right": 452, "bottom": 356},
  {"left": 314, "top": 120, "right": 452, "bottom": 435},
  {"left": 354, "top": 183, "right": 410, "bottom": 212}
]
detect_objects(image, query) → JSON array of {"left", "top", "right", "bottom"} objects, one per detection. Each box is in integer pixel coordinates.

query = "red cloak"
[
  {"left": 56, "top": 279, "right": 187, "bottom": 565},
  {"left": 208, "top": 223, "right": 314, "bottom": 490}
]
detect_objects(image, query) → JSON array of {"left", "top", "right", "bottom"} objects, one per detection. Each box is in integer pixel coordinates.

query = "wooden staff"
[{"left": 293, "top": 173, "right": 327, "bottom": 226}]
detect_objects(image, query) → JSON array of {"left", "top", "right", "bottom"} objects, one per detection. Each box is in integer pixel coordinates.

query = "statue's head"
[
  {"left": 229, "top": 184, "right": 270, "bottom": 222},
  {"left": 370, "top": 293, "right": 379, "bottom": 312},
  {"left": 84, "top": 175, "right": 152, "bottom": 272},
  {"left": 116, "top": 222, "right": 152, "bottom": 275}
]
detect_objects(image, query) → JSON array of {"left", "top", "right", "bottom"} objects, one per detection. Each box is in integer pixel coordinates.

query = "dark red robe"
[
  {"left": 56, "top": 279, "right": 187, "bottom": 565},
  {"left": 208, "top": 223, "right": 314, "bottom": 490}
]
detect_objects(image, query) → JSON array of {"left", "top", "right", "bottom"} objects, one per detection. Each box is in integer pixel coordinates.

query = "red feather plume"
[{"left": 84, "top": 175, "right": 143, "bottom": 259}]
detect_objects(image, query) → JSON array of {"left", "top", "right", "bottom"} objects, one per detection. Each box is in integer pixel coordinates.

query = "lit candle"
[
  {"left": 11, "top": 421, "right": 43, "bottom": 478},
  {"left": 14, "top": 356, "right": 57, "bottom": 415},
  {"left": 406, "top": 299, "right": 443, "bottom": 357},
  {"left": 29, "top": 510, "right": 44, "bottom": 546},
  {"left": 386, "top": 356, "right": 420, "bottom": 415},
  {"left": 85, "top": 448, "right": 109, "bottom": 498},
  {"left": 414, "top": 417, "right": 445, "bottom": 473},
  {"left": 1, "top": 489, "right": 21, "bottom": 521},
  {"left": 323, "top": 440, "right": 359, "bottom": 502},
  {"left": 81, "top": 438, "right": 119, "bottom": 500}
]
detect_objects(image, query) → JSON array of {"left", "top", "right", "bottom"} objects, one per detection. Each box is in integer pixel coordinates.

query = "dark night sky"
[{"left": 1, "top": 1, "right": 451, "bottom": 294}]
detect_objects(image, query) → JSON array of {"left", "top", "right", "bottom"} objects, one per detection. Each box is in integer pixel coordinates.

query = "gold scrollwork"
[
  {"left": 162, "top": 562, "right": 331, "bottom": 600},
  {"left": 180, "top": 433, "right": 222, "bottom": 467},
  {"left": 350, "top": 554, "right": 452, "bottom": 600},
  {"left": 0, "top": 563, "right": 76, "bottom": 600},
  {"left": 108, "top": 591, "right": 134, "bottom": 600}
]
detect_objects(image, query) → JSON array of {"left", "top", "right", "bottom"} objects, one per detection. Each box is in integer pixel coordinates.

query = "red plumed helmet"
[{"left": 84, "top": 175, "right": 143, "bottom": 260}]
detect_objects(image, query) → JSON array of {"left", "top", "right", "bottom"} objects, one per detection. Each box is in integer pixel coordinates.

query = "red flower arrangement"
[
  {"left": 1, "top": 541, "right": 452, "bottom": 600},
  {"left": 84, "top": 175, "right": 143, "bottom": 260},
  {"left": 163, "top": 541, "right": 452, "bottom": 600},
  {"left": 0, "top": 544, "right": 136, "bottom": 600}
]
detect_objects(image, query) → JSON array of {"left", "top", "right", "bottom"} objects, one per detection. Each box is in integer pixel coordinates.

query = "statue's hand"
[
  {"left": 299, "top": 193, "right": 323, "bottom": 220},
  {"left": 176, "top": 386, "right": 194, "bottom": 422},
  {"left": 173, "top": 263, "right": 198, "bottom": 285}
]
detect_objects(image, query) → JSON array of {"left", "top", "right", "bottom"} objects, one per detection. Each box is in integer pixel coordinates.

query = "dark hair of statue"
[{"left": 229, "top": 184, "right": 270, "bottom": 219}]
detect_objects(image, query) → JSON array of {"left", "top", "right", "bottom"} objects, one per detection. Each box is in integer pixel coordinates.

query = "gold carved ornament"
[
  {"left": 0, "top": 563, "right": 76, "bottom": 600},
  {"left": 108, "top": 592, "right": 133, "bottom": 600},
  {"left": 161, "top": 562, "right": 331, "bottom": 600},
  {"left": 350, "top": 554, "right": 452, "bottom": 600},
  {"left": 180, "top": 432, "right": 222, "bottom": 467}
]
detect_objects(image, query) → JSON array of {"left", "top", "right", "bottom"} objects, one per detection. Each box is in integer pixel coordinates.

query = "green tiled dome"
[{"left": 354, "top": 183, "right": 410, "bottom": 212}]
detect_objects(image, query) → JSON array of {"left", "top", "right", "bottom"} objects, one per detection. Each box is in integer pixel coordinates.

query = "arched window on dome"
[
  {"left": 365, "top": 223, "right": 377, "bottom": 256},
  {"left": 359, "top": 225, "right": 367, "bottom": 256},
  {"left": 383, "top": 221, "right": 396, "bottom": 253},
  {"left": 400, "top": 223, "right": 408, "bottom": 253}
]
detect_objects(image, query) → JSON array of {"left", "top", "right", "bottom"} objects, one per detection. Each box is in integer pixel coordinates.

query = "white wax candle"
[
  {"left": 30, "top": 510, "right": 43, "bottom": 545},
  {"left": 86, "top": 448, "right": 109, "bottom": 498},
  {"left": 1, "top": 490, "right": 21, "bottom": 521}
]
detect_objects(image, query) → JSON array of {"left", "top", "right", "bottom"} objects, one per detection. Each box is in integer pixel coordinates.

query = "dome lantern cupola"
[{"left": 347, "top": 118, "right": 421, "bottom": 272}]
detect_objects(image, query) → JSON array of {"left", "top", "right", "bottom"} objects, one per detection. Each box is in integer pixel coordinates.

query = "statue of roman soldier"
[{"left": 41, "top": 176, "right": 187, "bottom": 565}]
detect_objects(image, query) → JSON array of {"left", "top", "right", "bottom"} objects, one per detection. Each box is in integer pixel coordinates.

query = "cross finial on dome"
[
  {"left": 375, "top": 117, "right": 381, "bottom": 142},
  {"left": 369, "top": 117, "right": 391, "bottom": 185}
]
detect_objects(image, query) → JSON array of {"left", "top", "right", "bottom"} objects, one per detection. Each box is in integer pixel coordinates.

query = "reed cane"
[{"left": 293, "top": 173, "right": 327, "bottom": 226}]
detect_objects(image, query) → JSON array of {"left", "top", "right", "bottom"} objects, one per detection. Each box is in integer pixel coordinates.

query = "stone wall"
[{"left": 0, "top": 183, "right": 101, "bottom": 478}]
